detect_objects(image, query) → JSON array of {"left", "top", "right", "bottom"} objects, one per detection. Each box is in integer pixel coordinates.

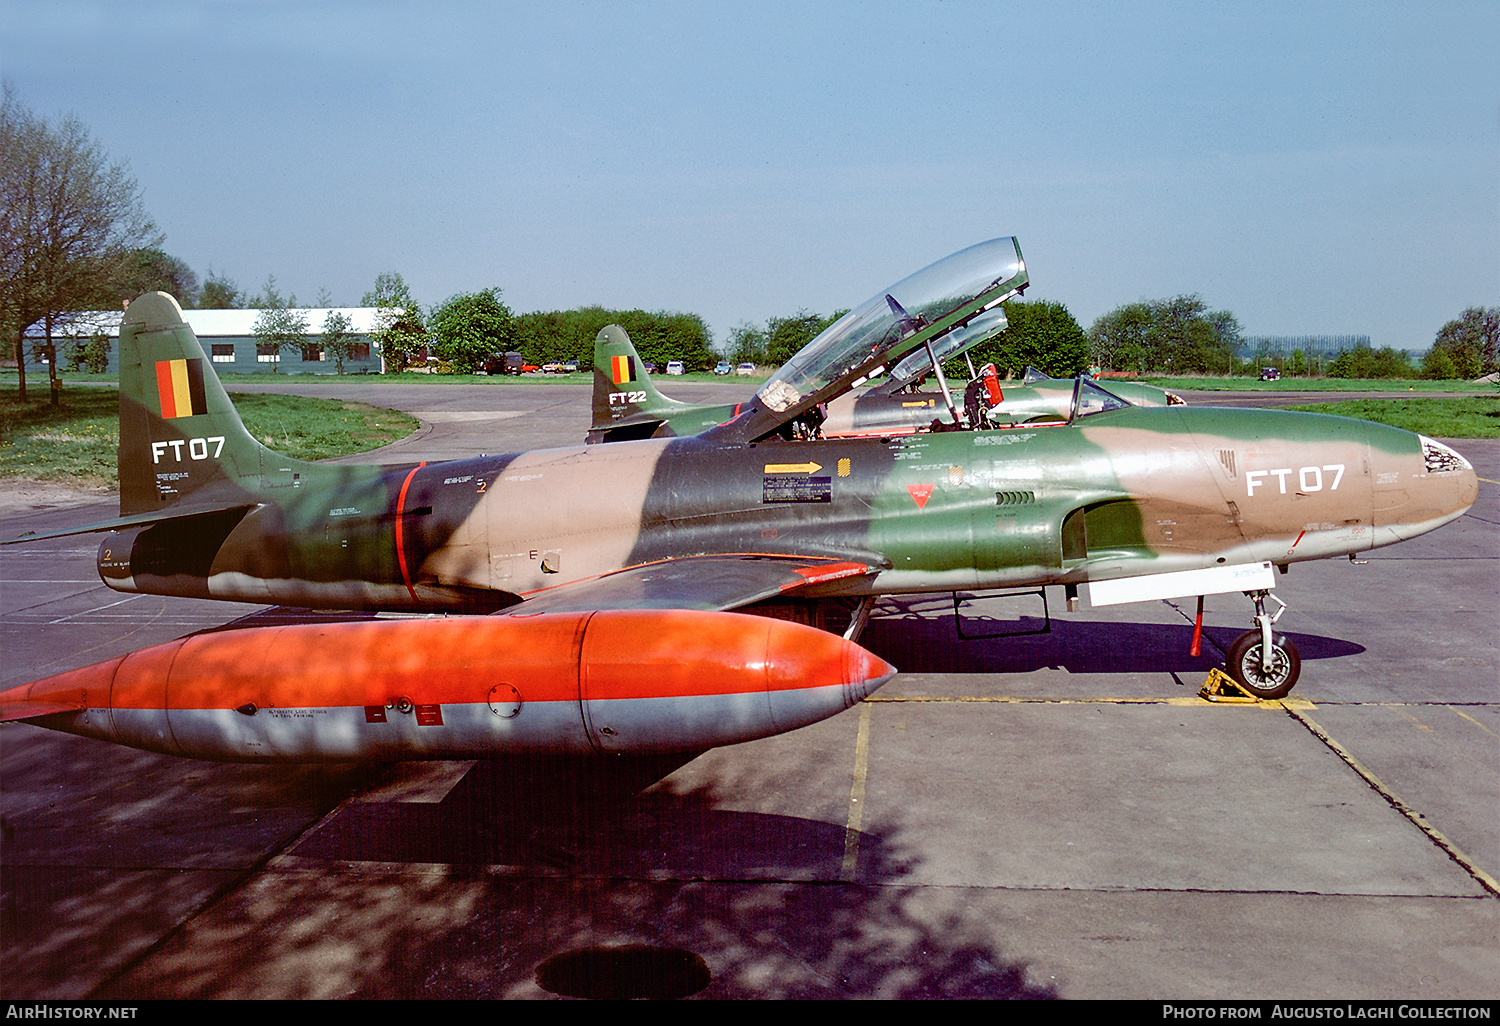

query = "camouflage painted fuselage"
[{"left": 100, "top": 403, "right": 1478, "bottom": 614}]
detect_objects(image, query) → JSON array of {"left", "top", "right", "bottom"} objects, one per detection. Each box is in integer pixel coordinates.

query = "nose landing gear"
[{"left": 1222, "top": 589, "right": 1301, "bottom": 699}]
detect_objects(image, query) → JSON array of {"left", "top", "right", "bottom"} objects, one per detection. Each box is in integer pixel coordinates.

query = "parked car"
[
  {"left": 481, "top": 352, "right": 524, "bottom": 375},
  {"left": 1260, "top": 367, "right": 1281, "bottom": 381},
  {"left": 736, "top": 362, "right": 756, "bottom": 375},
  {"left": 541, "top": 360, "right": 566, "bottom": 373},
  {"left": 563, "top": 359, "right": 579, "bottom": 373},
  {"left": 714, "top": 360, "right": 732, "bottom": 375},
  {"left": 666, "top": 360, "right": 685, "bottom": 375}
]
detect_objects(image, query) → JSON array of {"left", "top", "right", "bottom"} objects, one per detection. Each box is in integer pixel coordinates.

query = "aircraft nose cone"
[
  {"left": 1420, "top": 435, "right": 1479, "bottom": 519},
  {"left": 843, "top": 640, "right": 896, "bottom": 705},
  {"left": 1368, "top": 433, "right": 1476, "bottom": 546}
]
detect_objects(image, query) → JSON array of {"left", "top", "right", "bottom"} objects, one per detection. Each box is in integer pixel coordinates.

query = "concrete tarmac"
[{"left": 1, "top": 381, "right": 1495, "bottom": 999}]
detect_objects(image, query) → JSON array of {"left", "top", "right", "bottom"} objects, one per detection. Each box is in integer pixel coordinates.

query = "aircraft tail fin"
[
  {"left": 589, "top": 324, "right": 691, "bottom": 435},
  {"left": 117, "top": 292, "right": 319, "bottom": 515}
]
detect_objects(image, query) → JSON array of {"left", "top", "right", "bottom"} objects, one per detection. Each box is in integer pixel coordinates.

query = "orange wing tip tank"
[{"left": 0, "top": 610, "right": 895, "bottom": 762}]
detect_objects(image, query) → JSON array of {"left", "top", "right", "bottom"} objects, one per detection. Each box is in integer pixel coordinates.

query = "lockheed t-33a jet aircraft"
[{"left": 0, "top": 237, "right": 1477, "bottom": 766}]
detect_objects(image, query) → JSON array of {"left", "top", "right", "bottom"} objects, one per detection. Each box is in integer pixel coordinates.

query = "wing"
[{"left": 507, "top": 554, "right": 876, "bottom": 615}]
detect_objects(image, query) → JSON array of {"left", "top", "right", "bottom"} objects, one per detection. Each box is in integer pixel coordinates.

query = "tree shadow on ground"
[{"left": 99, "top": 752, "right": 1057, "bottom": 999}]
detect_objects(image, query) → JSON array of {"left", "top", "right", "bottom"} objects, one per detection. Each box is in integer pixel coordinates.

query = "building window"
[
  {"left": 211, "top": 344, "right": 235, "bottom": 363},
  {"left": 350, "top": 342, "right": 370, "bottom": 359},
  {"left": 301, "top": 345, "right": 324, "bottom": 362},
  {"left": 256, "top": 343, "right": 279, "bottom": 363}
]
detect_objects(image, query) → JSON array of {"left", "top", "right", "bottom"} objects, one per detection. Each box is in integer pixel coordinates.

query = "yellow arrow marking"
[{"left": 764, "top": 462, "right": 822, "bottom": 474}]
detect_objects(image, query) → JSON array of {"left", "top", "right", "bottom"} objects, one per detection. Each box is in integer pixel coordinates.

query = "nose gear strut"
[{"left": 1221, "top": 589, "right": 1300, "bottom": 699}]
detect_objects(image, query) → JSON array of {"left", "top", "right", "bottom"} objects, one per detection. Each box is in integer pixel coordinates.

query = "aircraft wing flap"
[{"left": 509, "top": 555, "right": 878, "bottom": 616}]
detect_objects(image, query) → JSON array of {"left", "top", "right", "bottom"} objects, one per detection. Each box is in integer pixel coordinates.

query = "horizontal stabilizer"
[{"left": 3, "top": 502, "right": 260, "bottom": 546}]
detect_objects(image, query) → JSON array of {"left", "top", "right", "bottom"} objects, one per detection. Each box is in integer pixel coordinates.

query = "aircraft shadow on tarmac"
[
  {"left": 861, "top": 595, "right": 1364, "bottom": 677},
  {"left": 207, "top": 756, "right": 1060, "bottom": 999},
  {"left": 204, "top": 601, "right": 1364, "bottom": 679}
]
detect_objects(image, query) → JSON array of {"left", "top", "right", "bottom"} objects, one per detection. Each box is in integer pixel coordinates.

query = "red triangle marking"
[{"left": 907, "top": 483, "right": 934, "bottom": 509}]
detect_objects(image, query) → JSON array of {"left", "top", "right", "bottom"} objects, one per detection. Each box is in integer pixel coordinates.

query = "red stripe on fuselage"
[{"left": 394, "top": 463, "right": 426, "bottom": 602}]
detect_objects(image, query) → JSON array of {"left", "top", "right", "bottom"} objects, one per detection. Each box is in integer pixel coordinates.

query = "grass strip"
[
  {"left": 1270, "top": 397, "right": 1500, "bottom": 438},
  {"left": 1146, "top": 376, "right": 1496, "bottom": 393},
  {"left": 0, "top": 385, "right": 418, "bottom": 489}
]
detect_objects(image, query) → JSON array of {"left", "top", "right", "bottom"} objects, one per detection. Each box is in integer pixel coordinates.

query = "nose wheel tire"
[{"left": 1224, "top": 630, "right": 1300, "bottom": 699}]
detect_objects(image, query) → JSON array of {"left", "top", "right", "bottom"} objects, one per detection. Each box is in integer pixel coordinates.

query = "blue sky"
[{"left": 3, "top": 0, "right": 1496, "bottom": 352}]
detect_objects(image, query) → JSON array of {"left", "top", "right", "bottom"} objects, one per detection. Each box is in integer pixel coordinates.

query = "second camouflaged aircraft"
[
  {"left": 11, "top": 239, "right": 1479, "bottom": 705},
  {"left": 588, "top": 296, "right": 1183, "bottom": 445}
]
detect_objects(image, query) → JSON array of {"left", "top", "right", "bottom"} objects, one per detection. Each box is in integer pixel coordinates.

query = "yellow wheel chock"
[{"left": 1199, "top": 667, "right": 1263, "bottom": 703}]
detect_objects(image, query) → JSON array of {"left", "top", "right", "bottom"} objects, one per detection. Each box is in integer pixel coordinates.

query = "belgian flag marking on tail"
[
  {"left": 611, "top": 354, "right": 635, "bottom": 385},
  {"left": 155, "top": 358, "right": 207, "bottom": 419}
]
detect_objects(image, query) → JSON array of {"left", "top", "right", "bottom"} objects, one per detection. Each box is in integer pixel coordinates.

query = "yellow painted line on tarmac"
[
  {"left": 865, "top": 694, "right": 1276, "bottom": 707},
  {"left": 841, "top": 702, "right": 873, "bottom": 881},
  {"left": 1284, "top": 704, "right": 1500, "bottom": 898},
  {"left": 857, "top": 693, "right": 1498, "bottom": 895},
  {"left": 1448, "top": 706, "right": 1496, "bottom": 737},
  {"left": 1394, "top": 707, "right": 1437, "bottom": 733},
  {"left": 1476, "top": 476, "right": 1498, "bottom": 485}
]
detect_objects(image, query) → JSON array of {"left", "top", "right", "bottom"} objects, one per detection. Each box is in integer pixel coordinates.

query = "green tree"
[
  {"left": 248, "top": 274, "right": 298, "bottom": 310},
  {"left": 1, "top": 82, "right": 162, "bottom": 401},
  {"left": 1421, "top": 346, "right": 1457, "bottom": 380},
  {"left": 727, "top": 322, "right": 770, "bottom": 366},
  {"left": 721, "top": 310, "right": 843, "bottom": 368},
  {"left": 513, "top": 306, "right": 716, "bottom": 369},
  {"left": 1087, "top": 301, "right": 1153, "bottom": 373},
  {"left": 83, "top": 331, "right": 110, "bottom": 373},
  {"left": 1328, "top": 345, "right": 1413, "bottom": 379},
  {"left": 429, "top": 288, "right": 515, "bottom": 374},
  {"left": 1149, "top": 295, "right": 1236, "bottom": 373},
  {"left": 251, "top": 276, "right": 309, "bottom": 373},
  {"left": 1087, "top": 295, "right": 1239, "bottom": 373},
  {"left": 362, "top": 271, "right": 426, "bottom": 372},
  {"left": 115, "top": 248, "right": 198, "bottom": 306},
  {"left": 1203, "top": 310, "right": 1243, "bottom": 372},
  {"left": 61, "top": 328, "right": 88, "bottom": 371},
  {"left": 319, "top": 310, "right": 359, "bottom": 375},
  {"left": 965, "top": 300, "right": 1089, "bottom": 378},
  {"left": 765, "top": 310, "right": 835, "bottom": 365},
  {"left": 612, "top": 309, "right": 716, "bottom": 369},
  {"left": 198, "top": 268, "right": 243, "bottom": 309},
  {"left": 1429, "top": 307, "right": 1498, "bottom": 380}
]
